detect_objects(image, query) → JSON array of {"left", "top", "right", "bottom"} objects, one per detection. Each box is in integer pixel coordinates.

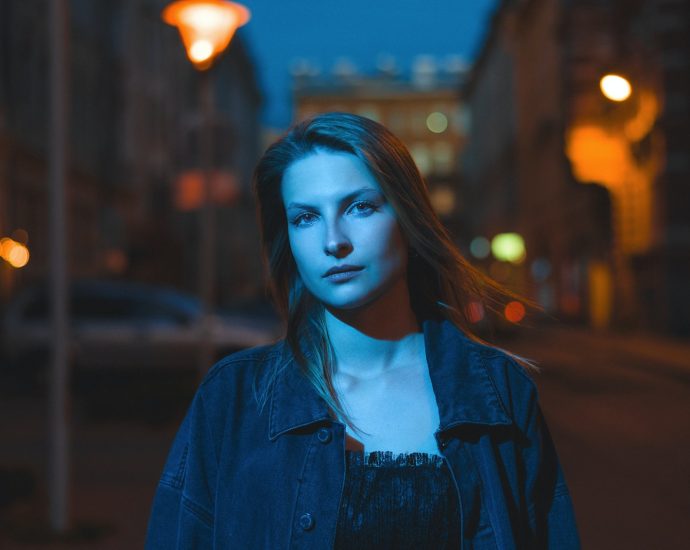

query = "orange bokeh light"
[
  {"left": 174, "top": 169, "right": 240, "bottom": 210},
  {"left": 504, "top": 301, "right": 526, "bottom": 324},
  {"left": 566, "top": 125, "right": 630, "bottom": 189},
  {"left": 5, "top": 241, "right": 29, "bottom": 268},
  {"left": 0, "top": 237, "right": 13, "bottom": 259}
]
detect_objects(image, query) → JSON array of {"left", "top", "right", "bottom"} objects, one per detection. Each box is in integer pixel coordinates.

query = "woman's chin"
[{"left": 320, "top": 290, "right": 389, "bottom": 314}]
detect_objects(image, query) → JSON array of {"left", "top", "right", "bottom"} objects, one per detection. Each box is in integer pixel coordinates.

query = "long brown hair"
[{"left": 253, "top": 112, "right": 535, "bottom": 429}]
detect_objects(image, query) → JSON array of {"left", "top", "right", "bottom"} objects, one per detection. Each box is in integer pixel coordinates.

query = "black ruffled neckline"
[{"left": 345, "top": 450, "right": 446, "bottom": 468}]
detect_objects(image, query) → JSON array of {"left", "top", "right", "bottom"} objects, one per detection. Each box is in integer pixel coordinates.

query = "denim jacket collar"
[{"left": 268, "top": 318, "right": 511, "bottom": 440}]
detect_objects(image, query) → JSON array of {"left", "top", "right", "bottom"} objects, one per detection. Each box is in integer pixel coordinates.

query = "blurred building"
[
  {"left": 462, "top": 0, "right": 689, "bottom": 336},
  {"left": 293, "top": 56, "right": 470, "bottom": 241},
  {"left": 0, "top": 0, "right": 264, "bottom": 307}
]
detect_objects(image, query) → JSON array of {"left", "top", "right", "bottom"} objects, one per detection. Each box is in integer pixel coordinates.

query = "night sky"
[{"left": 239, "top": 0, "right": 498, "bottom": 129}]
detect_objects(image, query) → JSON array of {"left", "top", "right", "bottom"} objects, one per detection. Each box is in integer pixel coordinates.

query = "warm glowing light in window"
[
  {"left": 504, "top": 301, "right": 525, "bottom": 323},
  {"left": 426, "top": 112, "right": 448, "bottom": 133},
  {"left": 600, "top": 74, "right": 632, "bottom": 102}
]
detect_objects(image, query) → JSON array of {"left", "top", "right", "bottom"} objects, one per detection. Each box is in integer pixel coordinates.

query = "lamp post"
[
  {"left": 49, "top": 0, "right": 70, "bottom": 534},
  {"left": 162, "top": 1, "right": 250, "bottom": 373}
]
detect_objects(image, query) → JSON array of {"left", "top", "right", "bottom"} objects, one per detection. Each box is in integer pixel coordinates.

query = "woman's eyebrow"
[{"left": 285, "top": 187, "right": 381, "bottom": 210}]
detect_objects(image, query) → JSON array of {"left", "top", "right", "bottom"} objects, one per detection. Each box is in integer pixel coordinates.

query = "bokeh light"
[
  {"left": 504, "top": 301, "right": 526, "bottom": 323},
  {"left": 426, "top": 112, "right": 448, "bottom": 133},
  {"left": 470, "top": 236, "right": 491, "bottom": 260},
  {"left": 491, "top": 233, "right": 526, "bottom": 264},
  {"left": 600, "top": 74, "right": 632, "bottom": 102},
  {"left": 104, "top": 248, "right": 128, "bottom": 274},
  {"left": 3, "top": 240, "right": 30, "bottom": 268},
  {"left": 0, "top": 237, "right": 13, "bottom": 259},
  {"left": 530, "top": 257, "right": 552, "bottom": 282}
]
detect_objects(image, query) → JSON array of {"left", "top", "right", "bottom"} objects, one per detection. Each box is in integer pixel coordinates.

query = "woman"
[{"left": 146, "top": 113, "right": 580, "bottom": 549}]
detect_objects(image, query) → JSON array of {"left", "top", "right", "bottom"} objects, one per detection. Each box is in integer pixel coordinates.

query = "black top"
[{"left": 334, "top": 450, "right": 461, "bottom": 549}]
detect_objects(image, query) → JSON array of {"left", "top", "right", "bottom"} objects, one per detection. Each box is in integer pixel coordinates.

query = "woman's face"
[{"left": 282, "top": 150, "right": 408, "bottom": 311}]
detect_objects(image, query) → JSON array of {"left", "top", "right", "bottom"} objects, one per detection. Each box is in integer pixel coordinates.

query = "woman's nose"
[{"left": 324, "top": 220, "right": 352, "bottom": 257}]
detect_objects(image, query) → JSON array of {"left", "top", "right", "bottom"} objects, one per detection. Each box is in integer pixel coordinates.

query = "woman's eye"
[
  {"left": 349, "top": 201, "right": 378, "bottom": 215},
  {"left": 291, "top": 212, "right": 317, "bottom": 226}
]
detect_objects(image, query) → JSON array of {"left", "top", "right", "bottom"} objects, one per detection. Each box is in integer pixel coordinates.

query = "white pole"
[{"left": 48, "top": 0, "right": 70, "bottom": 533}]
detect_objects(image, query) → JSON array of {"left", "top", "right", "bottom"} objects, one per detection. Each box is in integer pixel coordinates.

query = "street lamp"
[
  {"left": 162, "top": 0, "right": 250, "bottom": 373},
  {"left": 600, "top": 73, "right": 632, "bottom": 102},
  {"left": 162, "top": 0, "right": 250, "bottom": 70}
]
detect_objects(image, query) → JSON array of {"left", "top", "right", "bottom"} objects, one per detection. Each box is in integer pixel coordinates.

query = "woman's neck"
[{"left": 324, "top": 277, "right": 423, "bottom": 379}]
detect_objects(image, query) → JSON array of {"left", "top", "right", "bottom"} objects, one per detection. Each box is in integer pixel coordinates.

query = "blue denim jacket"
[{"left": 145, "top": 319, "right": 580, "bottom": 549}]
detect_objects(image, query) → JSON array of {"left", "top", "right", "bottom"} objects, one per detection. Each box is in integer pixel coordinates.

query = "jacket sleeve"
[
  {"left": 520, "top": 382, "right": 581, "bottom": 549},
  {"left": 145, "top": 391, "right": 217, "bottom": 549}
]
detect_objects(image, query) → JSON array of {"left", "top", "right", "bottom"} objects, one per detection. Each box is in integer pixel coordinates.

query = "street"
[
  {"left": 498, "top": 326, "right": 690, "bottom": 549},
  {"left": 1, "top": 325, "right": 688, "bottom": 549}
]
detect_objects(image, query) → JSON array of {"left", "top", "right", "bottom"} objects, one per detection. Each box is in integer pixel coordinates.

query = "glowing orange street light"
[
  {"left": 162, "top": 0, "right": 250, "bottom": 70},
  {"left": 600, "top": 74, "right": 632, "bottom": 102}
]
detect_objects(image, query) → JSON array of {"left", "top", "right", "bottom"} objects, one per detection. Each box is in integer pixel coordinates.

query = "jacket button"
[
  {"left": 316, "top": 428, "right": 332, "bottom": 444},
  {"left": 299, "top": 512, "right": 314, "bottom": 531}
]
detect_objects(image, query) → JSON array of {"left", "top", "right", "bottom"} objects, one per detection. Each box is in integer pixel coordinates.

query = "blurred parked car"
[{"left": 1, "top": 279, "right": 282, "bottom": 377}]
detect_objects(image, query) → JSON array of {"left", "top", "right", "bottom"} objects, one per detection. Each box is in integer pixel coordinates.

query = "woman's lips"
[{"left": 323, "top": 267, "right": 364, "bottom": 282}]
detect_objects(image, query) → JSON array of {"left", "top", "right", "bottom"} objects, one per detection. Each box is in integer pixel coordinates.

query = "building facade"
[
  {"left": 462, "top": 0, "right": 689, "bottom": 336},
  {"left": 293, "top": 58, "right": 470, "bottom": 241},
  {"left": 0, "top": 0, "right": 264, "bottom": 307}
]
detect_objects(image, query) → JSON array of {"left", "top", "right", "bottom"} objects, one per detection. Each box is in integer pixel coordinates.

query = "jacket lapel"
[{"left": 422, "top": 318, "right": 512, "bottom": 431}]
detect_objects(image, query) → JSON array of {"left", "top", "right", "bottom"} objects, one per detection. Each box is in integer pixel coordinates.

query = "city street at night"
[
  {"left": 2, "top": 0, "right": 688, "bottom": 547},
  {"left": 1, "top": 324, "right": 688, "bottom": 549}
]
